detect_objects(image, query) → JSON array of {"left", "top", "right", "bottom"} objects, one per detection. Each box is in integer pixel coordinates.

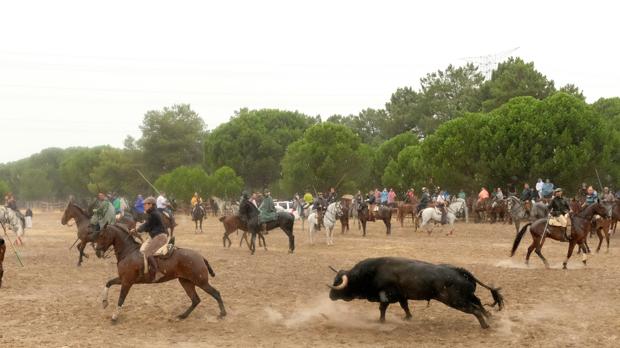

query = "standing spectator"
[
  {"left": 602, "top": 187, "right": 614, "bottom": 203},
  {"left": 458, "top": 189, "right": 466, "bottom": 200},
  {"left": 387, "top": 188, "right": 396, "bottom": 207},
  {"left": 541, "top": 179, "right": 554, "bottom": 199},
  {"left": 374, "top": 188, "right": 381, "bottom": 203},
  {"left": 25, "top": 208, "right": 33, "bottom": 229},
  {"left": 520, "top": 183, "right": 532, "bottom": 201},
  {"left": 535, "top": 178, "right": 544, "bottom": 199},
  {"left": 380, "top": 188, "right": 388, "bottom": 205},
  {"left": 134, "top": 194, "right": 144, "bottom": 215}
]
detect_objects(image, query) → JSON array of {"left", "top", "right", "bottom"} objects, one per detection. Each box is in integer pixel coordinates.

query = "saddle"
[
  {"left": 548, "top": 214, "right": 569, "bottom": 228},
  {"left": 153, "top": 242, "right": 175, "bottom": 259}
]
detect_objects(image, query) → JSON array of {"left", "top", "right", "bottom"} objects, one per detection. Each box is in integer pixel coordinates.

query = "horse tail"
[
  {"left": 511, "top": 223, "right": 531, "bottom": 257},
  {"left": 204, "top": 258, "right": 215, "bottom": 277},
  {"left": 452, "top": 267, "right": 504, "bottom": 310}
]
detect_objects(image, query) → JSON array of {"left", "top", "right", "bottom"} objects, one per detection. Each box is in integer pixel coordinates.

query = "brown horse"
[
  {"left": 511, "top": 202, "right": 609, "bottom": 269},
  {"left": 219, "top": 215, "right": 266, "bottom": 250},
  {"left": 0, "top": 237, "right": 5, "bottom": 287},
  {"left": 61, "top": 202, "right": 97, "bottom": 266},
  {"left": 94, "top": 224, "right": 227, "bottom": 322},
  {"left": 591, "top": 215, "right": 612, "bottom": 253},
  {"left": 474, "top": 198, "right": 491, "bottom": 222},
  {"left": 397, "top": 202, "right": 417, "bottom": 227},
  {"left": 358, "top": 203, "right": 392, "bottom": 236},
  {"left": 611, "top": 202, "right": 620, "bottom": 235}
]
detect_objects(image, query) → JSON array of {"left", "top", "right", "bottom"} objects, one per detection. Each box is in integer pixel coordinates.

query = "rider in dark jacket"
[
  {"left": 417, "top": 187, "right": 430, "bottom": 213},
  {"left": 238, "top": 191, "right": 253, "bottom": 223}
]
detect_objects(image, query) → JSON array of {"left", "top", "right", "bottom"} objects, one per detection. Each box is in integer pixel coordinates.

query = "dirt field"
[{"left": 1, "top": 211, "right": 619, "bottom": 347}]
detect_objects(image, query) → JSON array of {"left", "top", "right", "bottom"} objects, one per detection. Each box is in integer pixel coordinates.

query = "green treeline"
[{"left": 1, "top": 57, "right": 618, "bottom": 203}]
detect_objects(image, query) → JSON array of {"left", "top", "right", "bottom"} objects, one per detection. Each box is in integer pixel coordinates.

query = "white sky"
[{"left": 1, "top": 0, "right": 618, "bottom": 163}]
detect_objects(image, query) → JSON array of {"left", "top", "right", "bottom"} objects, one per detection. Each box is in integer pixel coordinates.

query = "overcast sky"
[{"left": 1, "top": 0, "right": 618, "bottom": 164}]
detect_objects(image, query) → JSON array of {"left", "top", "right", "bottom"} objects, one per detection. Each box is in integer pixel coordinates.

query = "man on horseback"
[
  {"left": 477, "top": 187, "right": 489, "bottom": 204},
  {"left": 191, "top": 192, "right": 202, "bottom": 207},
  {"left": 327, "top": 187, "right": 338, "bottom": 204},
  {"left": 90, "top": 192, "right": 116, "bottom": 232},
  {"left": 136, "top": 196, "right": 168, "bottom": 282},
  {"left": 238, "top": 191, "right": 253, "bottom": 223},
  {"left": 436, "top": 190, "right": 448, "bottom": 224},
  {"left": 364, "top": 190, "right": 377, "bottom": 221},
  {"left": 417, "top": 187, "right": 430, "bottom": 214},
  {"left": 258, "top": 189, "right": 277, "bottom": 234},
  {"left": 549, "top": 188, "right": 570, "bottom": 240},
  {"left": 582, "top": 186, "right": 598, "bottom": 207},
  {"left": 156, "top": 191, "right": 176, "bottom": 227}
]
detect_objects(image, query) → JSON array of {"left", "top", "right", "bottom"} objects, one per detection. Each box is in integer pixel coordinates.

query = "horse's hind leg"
[
  {"left": 178, "top": 278, "right": 201, "bottom": 319},
  {"left": 596, "top": 228, "right": 604, "bottom": 253},
  {"left": 534, "top": 241, "right": 550, "bottom": 269},
  {"left": 525, "top": 240, "right": 537, "bottom": 266},
  {"left": 259, "top": 232, "right": 267, "bottom": 250},
  {"left": 197, "top": 281, "right": 227, "bottom": 319},
  {"left": 77, "top": 240, "right": 87, "bottom": 266}
]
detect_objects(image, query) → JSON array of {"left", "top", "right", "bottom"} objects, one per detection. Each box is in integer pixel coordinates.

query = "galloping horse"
[
  {"left": 357, "top": 202, "right": 392, "bottom": 236},
  {"left": 61, "top": 202, "right": 96, "bottom": 266},
  {"left": 397, "top": 202, "right": 417, "bottom": 227},
  {"left": 94, "top": 224, "right": 227, "bottom": 322},
  {"left": 244, "top": 203, "right": 295, "bottom": 255},
  {"left": 416, "top": 205, "right": 457, "bottom": 235},
  {"left": 511, "top": 202, "right": 609, "bottom": 269},
  {"left": 191, "top": 203, "right": 207, "bottom": 233}
]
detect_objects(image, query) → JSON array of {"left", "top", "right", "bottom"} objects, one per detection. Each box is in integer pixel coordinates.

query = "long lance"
[
  {"left": 594, "top": 168, "right": 604, "bottom": 195},
  {"left": 540, "top": 209, "right": 553, "bottom": 243},
  {"left": 136, "top": 170, "right": 161, "bottom": 196},
  {"left": 0, "top": 220, "right": 24, "bottom": 267}
]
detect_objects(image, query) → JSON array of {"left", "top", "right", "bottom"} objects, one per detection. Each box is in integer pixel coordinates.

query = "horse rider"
[
  {"left": 156, "top": 191, "right": 176, "bottom": 226},
  {"left": 492, "top": 187, "right": 504, "bottom": 208},
  {"left": 313, "top": 192, "right": 327, "bottom": 212},
  {"left": 90, "top": 192, "right": 116, "bottom": 232},
  {"left": 549, "top": 188, "right": 570, "bottom": 240},
  {"left": 238, "top": 191, "right": 253, "bottom": 224},
  {"left": 579, "top": 182, "right": 588, "bottom": 199},
  {"left": 258, "top": 189, "right": 277, "bottom": 233},
  {"left": 191, "top": 192, "right": 202, "bottom": 207},
  {"left": 458, "top": 189, "right": 466, "bottom": 200},
  {"left": 436, "top": 190, "right": 448, "bottom": 224},
  {"left": 134, "top": 194, "right": 144, "bottom": 215},
  {"left": 541, "top": 179, "right": 554, "bottom": 200},
  {"left": 477, "top": 187, "right": 490, "bottom": 204},
  {"left": 417, "top": 187, "right": 430, "bottom": 214},
  {"left": 582, "top": 186, "right": 598, "bottom": 207},
  {"left": 136, "top": 196, "right": 168, "bottom": 282},
  {"left": 365, "top": 190, "right": 376, "bottom": 221},
  {"left": 520, "top": 183, "right": 533, "bottom": 202},
  {"left": 602, "top": 187, "right": 614, "bottom": 203},
  {"left": 326, "top": 187, "right": 338, "bottom": 204}
]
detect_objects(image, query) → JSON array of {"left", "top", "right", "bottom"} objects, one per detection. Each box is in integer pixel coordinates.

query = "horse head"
[{"left": 93, "top": 224, "right": 115, "bottom": 258}]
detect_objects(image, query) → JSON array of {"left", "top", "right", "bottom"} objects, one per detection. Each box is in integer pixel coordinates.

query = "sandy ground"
[{"left": 1, "top": 211, "right": 619, "bottom": 347}]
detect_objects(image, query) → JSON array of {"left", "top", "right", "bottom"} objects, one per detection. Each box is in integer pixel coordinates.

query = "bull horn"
[
  {"left": 328, "top": 266, "right": 338, "bottom": 273},
  {"left": 328, "top": 275, "right": 348, "bottom": 290}
]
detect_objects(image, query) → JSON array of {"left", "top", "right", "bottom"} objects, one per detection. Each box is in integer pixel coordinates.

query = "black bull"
[{"left": 328, "top": 257, "right": 504, "bottom": 328}]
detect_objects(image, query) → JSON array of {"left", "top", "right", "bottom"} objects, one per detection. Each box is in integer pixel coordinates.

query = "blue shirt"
[
  {"left": 380, "top": 190, "right": 388, "bottom": 203},
  {"left": 585, "top": 192, "right": 598, "bottom": 205},
  {"left": 134, "top": 197, "right": 144, "bottom": 213}
]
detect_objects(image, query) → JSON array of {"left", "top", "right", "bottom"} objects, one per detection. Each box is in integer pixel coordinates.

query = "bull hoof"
[
  {"left": 177, "top": 313, "right": 189, "bottom": 320},
  {"left": 562, "top": 263, "right": 567, "bottom": 270},
  {"left": 480, "top": 322, "right": 490, "bottom": 329},
  {"left": 102, "top": 300, "right": 109, "bottom": 309},
  {"left": 218, "top": 312, "right": 227, "bottom": 319},
  {"left": 403, "top": 315, "right": 412, "bottom": 321},
  {"left": 288, "top": 250, "right": 294, "bottom": 254}
]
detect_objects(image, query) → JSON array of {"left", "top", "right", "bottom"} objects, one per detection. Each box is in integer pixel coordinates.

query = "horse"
[
  {"left": 511, "top": 202, "right": 609, "bottom": 269},
  {"left": 1, "top": 206, "right": 25, "bottom": 246},
  {"left": 191, "top": 203, "right": 207, "bottom": 233},
  {"left": 611, "top": 202, "right": 620, "bottom": 235},
  {"left": 506, "top": 196, "right": 532, "bottom": 234},
  {"left": 219, "top": 215, "right": 267, "bottom": 250},
  {"left": 323, "top": 202, "right": 343, "bottom": 245},
  {"left": 61, "top": 202, "right": 96, "bottom": 266},
  {"left": 93, "top": 224, "right": 227, "bottom": 322},
  {"left": 416, "top": 206, "right": 457, "bottom": 235},
  {"left": 397, "top": 202, "right": 417, "bottom": 227},
  {"left": 448, "top": 198, "right": 468, "bottom": 222},
  {"left": 591, "top": 214, "right": 612, "bottom": 253},
  {"left": 357, "top": 203, "right": 392, "bottom": 236},
  {"left": 488, "top": 199, "right": 507, "bottom": 223},
  {"left": 244, "top": 203, "right": 295, "bottom": 255},
  {"left": 474, "top": 198, "right": 491, "bottom": 222}
]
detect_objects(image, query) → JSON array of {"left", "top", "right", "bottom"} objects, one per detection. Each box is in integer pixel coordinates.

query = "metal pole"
[
  {"left": 595, "top": 168, "right": 604, "bottom": 195},
  {"left": 540, "top": 209, "right": 553, "bottom": 242},
  {"left": 0, "top": 221, "right": 24, "bottom": 267}
]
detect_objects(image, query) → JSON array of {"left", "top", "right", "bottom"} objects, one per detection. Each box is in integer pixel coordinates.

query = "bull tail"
[
  {"left": 453, "top": 267, "right": 504, "bottom": 311},
  {"left": 511, "top": 223, "right": 531, "bottom": 257},
  {"left": 204, "top": 258, "right": 215, "bottom": 277}
]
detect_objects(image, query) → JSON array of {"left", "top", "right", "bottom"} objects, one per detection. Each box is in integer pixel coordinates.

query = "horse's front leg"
[
  {"left": 250, "top": 232, "right": 256, "bottom": 255},
  {"left": 101, "top": 277, "right": 121, "bottom": 309},
  {"left": 77, "top": 240, "right": 87, "bottom": 266},
  {"left": 112, "top": 282, "right": 134, "bottom": 322}
]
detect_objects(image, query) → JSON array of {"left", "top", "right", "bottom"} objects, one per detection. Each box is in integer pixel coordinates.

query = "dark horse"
[
  {"left": 358, "top": 202, "right": 392, "bottom": 236},
  {"left": 94, "top": 224, "right": 227, "bottom": 322},
  {"left": 61, "top": 202, "right": 97, "bottom": 266},
  {"left": 191, "top": 203, "right": 207, "bottom": 233},
  {"left": 339, "top": 198, "right": 351, "bottom": 234},
  {"left": 511, "top": 202, "right": 609, "bottom": 269},
  {"left": 219, "top": 215, "right": 267, "bottom": 250},
  {"left": 244, "top": 203, "right": 295, "bottom": 255}
]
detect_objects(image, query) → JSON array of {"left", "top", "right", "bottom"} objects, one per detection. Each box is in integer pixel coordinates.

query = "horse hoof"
[
  {"left": 177, "top": 314, "right": 188, "bottom": 320},
  {"left": 102, "top": 300, "right": 109, "bottom": 309}
]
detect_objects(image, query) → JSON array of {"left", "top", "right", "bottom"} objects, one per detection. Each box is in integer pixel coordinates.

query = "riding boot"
[
  {"left": 564, "top": 228, "right": 570, "bottom": 242},
  {"left": 147, "top": 256, "right": 159, "bottom": 282}
]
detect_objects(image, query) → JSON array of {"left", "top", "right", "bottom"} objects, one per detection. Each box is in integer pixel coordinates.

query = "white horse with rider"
[
  {"left": 307, "top": 201, "right": 341, "bottom": 245},
  {"left": 417, "top": 198, "right": 467, "bottom": 235}
]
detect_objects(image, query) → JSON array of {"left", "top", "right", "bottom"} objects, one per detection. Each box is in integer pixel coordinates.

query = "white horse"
[
  {"left": 0, "top": 206, "right": 25, "bottom": 245},
  {"left": 307, "top": 202, "right": 341, "bottom": 245},
  {"left": 419, "top": 206, "right": 457, "bottom": 235}
]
